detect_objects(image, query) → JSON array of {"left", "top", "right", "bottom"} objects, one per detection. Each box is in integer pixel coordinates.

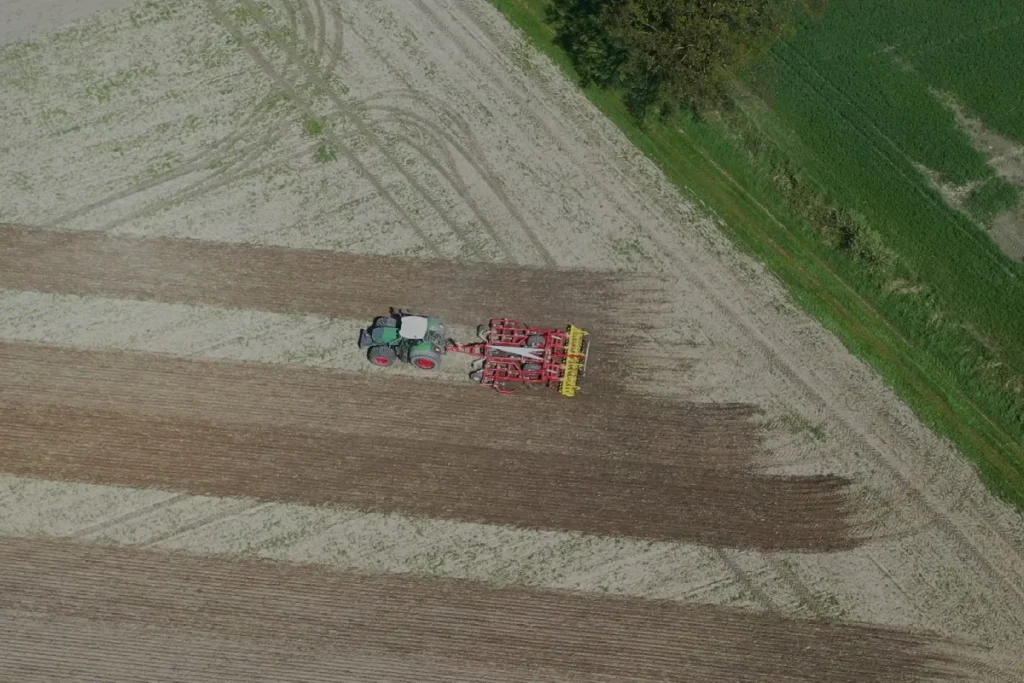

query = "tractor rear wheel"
[
  {"left": 368, "top": 345, "right": 397, "bottom": 367},
  {"left": 409, "top": 345, "right": 442, "bottom": 371}
]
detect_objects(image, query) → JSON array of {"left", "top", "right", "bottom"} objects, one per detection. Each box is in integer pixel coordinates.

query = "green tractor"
[{"left": 357, "top": 309, "right": 449, "bottom": 371}]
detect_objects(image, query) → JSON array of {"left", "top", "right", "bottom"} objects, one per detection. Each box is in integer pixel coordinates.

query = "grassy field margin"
[{"left": 488, "top": 0, "right": 1024, "bottom": 508}]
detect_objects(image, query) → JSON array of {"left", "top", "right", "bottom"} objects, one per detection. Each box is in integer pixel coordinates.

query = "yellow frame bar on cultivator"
[{"left": 559, "top": 324, "right": 590, "bottom": 397}]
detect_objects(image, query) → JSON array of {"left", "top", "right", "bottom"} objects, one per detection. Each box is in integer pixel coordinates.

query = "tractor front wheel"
[{"left": 368, "top": 345, "right": 397, "bottom": 367}]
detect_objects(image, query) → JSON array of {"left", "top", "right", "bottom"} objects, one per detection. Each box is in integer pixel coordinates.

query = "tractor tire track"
[
  {"left": 136, "top": 501, "right": 270, "bottom": 548},
  {"left": 249, "top": 0, "right": 556, "bottom": 266},
  {"left": 50, "top": 91, "right": 284, "bottom": 228},
  {"left": 0, "top": 537, "right": 976, "bottom": 683},
  {"left": 93, "top": 100, "right": 450, "bottom": 239},
  {"left": 52, "top": 0, "right": 319, "bottom": 230},
  {"left": 308, "top": 0, "right": 345, "bottom": 78},
  {"left": 0, "top": 343, "right": 862, "bottom": 551},
  {"left": 361, "top": 105, "right": 514, "bottom": 259},
  {"left": 709, "top": 548, "right": 779, "bottom": 615},
  {"left": 94, "top": 131, "right": 314, "bottom": 235},
  {"left": 390, "top": 0, "right": 657, "bottom": 256},
  {"left": 69, "top": 493, "right": 189, "bottom": 541}
]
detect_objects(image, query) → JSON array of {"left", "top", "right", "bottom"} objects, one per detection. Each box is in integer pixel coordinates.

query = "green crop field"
[
  {"left": 739, "top": 0, "right": 1024, "bottom": 368},
  {"left": 490, "top": 0, "right": 1024, "bottom": 507}
]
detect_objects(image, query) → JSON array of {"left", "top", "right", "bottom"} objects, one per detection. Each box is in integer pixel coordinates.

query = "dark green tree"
[{"left": 546, "top": 0, "right": 811, "bottom": 120}]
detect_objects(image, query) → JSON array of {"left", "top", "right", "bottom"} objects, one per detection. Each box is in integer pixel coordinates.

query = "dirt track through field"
[
  {"left": 0, "top": 342, "right": 860, "bottom": 550},
  {"left": 0, "top": 225, "right": 668, "bottom": 329},
  {"left": 0, "top": 537, "right": 970, "bottom": 683}
]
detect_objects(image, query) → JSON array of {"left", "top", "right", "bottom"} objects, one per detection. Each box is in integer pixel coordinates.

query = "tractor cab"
[{"left": 397, "top": 315, "right": 429, "bottom": 340}]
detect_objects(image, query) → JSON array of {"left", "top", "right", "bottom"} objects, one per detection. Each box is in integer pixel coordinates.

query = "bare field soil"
[
  {"left": 1, "top": 0, "right": 1024, "bottom": 671},
  {"left": 0, "top": 537, "right": 975, "bottom": 683},
  {"left": 0, "top": 342, "right": 858, "bottom": 551}
]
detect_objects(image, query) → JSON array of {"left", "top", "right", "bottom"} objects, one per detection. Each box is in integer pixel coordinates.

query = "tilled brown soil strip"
[
  {"left": 0, "top": 538, "right": 970, "bottom": 683},
  {"left": 0, "top": 224, "right": 669, "bottom": 329},
  {"left": 0, "top": 343, "right": 859, "bottom": 551},
  {"left": 0, "top": 342, "right": 762, "bottom": 466},
  {"left": 1, "top": 404, "right": 853, "bottom": 549}
]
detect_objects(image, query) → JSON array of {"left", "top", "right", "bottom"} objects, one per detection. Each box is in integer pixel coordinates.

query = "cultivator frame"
[{"left": 447, "top": 318, "right": 591, "bottom": 397}]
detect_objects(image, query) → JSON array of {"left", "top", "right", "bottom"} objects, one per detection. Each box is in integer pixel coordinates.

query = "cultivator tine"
[{"left": 559, "top": 324, "right": 589, "bottom": 397}]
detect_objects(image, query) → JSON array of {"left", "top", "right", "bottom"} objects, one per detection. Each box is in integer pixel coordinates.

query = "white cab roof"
[{"left": 398, "top": 315, "right": 429, "bottom": 339}]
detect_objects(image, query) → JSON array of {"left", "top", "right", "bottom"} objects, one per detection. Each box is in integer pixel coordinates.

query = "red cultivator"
[{"left": 447, "top": 318, "right": 590, "bottom": 397}]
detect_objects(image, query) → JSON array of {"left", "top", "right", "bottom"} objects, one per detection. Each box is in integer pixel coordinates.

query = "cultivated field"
[{"left": 1, "top": 0, "right": 1023, "bottom": 680}]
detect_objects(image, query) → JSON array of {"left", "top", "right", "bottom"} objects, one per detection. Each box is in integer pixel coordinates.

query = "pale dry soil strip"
[
  {"left": 0, "top": 537, "right": 976, "bottom": 683},
  {"left": 0, "top": 342, "right": 860, "bottom": 551}
]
